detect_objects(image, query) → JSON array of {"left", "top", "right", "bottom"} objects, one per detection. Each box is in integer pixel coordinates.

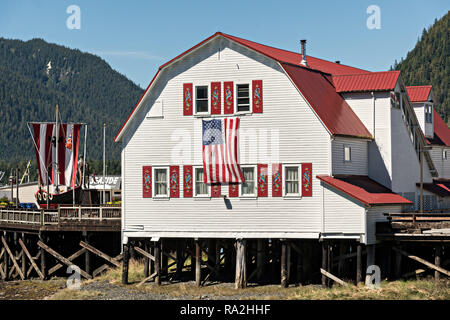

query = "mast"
[{"left": 55, "top": 104, "right": 59, "bottom": 193}]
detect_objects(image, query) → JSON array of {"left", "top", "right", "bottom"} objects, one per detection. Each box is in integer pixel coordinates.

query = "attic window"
[
  {"left": 425, "top": 104, "right": 433, "bottom": 123},
  {"left": 236, "top": 84, "right": 250, "bottom": 112},
  {"left": 195, "top": 86, "right": 209, "bottom": 114}
]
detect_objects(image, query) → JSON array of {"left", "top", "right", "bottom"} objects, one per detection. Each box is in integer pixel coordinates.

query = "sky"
[{"left": 0, "top": 0, "right": 448, "bottom": 88}]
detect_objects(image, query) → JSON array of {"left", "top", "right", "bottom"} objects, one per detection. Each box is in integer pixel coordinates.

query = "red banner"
[
  {"left": 252, "top": 80, "right": 263, "bottom": 113},
  {"left": 143, "top": 166, "right": 152, "bottom": 198},
  {"left": 211, "top": 82, "right": 221, "bottom": 115},
  {"left": 302, "top": 163, "right": 312, "bottom": 197},
  {"left": 272, "top": 163, "right": 282, "bottom": 197},
  {"left": 211, "top": 183, "right": 221, "bottom": 197},
  {"left": 228, "top": 183, "right": 239, "bottom": 197},
  {"left": 183, "top": 83, "right": 193, "bottom": 115},
  {"left": 183, "top": 165, "right": 193, "bottom": 198},
  {"left": 169, "top": 165, "right": 179, "bottom": 198},
  {"left": 223, "top": 81, "right": 234, "bottom": 114},
  {"left": 257, "top": 164, "right": 268, "bottom": 197}
]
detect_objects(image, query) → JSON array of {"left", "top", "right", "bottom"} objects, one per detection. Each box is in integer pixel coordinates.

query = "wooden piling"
[
  {"left": 235, "top": 239, "right": 247, "bottom": 289},
  {"left": 39, "top": 233, "right": 47, "bottom": 280},
  {"left": 321, "top": 242, "right": 327, "bottom": 287},
  {"left": 435, "top": 245, "right": 441, "bottom": 281},
  {"left": 21, "top": 233, "right": 25, "bottom": 277},
  {"left": 122, "top": 243, "right": 130, "bottom": 285},
  {"left": 338, "top": 241, "right": 346, "bottom": 277},
  {"left": 256, "top": 239, "right": 265, "bottom": 281},
  {"left": 154, "top": 241, "right": 161, "bottom": 286},
  {"left": 3, "top": 233, "right": 9, "bottom": 280},
  {"left": 356, "top": 242, "right": 362, "bottom": 284},
  {"left": 195, "top": 239, "right": 201, "bottom": 287},
  {"left": 144, "top": 240, "right": 150, "bottom": 278},
  {"left": 395, "top": 245, "right": 402, "bottom": 279},
  {"left": 327, "top": 242, "right": 332, "bottom": 287},
  {"left": 281, "top": 240, "right": 288, "bottom": 288},
  {"left": 83, "top": 232, "right": 91, "bottom": 276},
  {"left": 161, "top": 240, "right": 168, "bottom": 277},
  {"left": 176, "top": 240, "right": 183, "bottom": 279}
]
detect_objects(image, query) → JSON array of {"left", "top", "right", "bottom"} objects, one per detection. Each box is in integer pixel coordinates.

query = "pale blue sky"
[{"left": 0, "top": 0, "right": 448, "bottom": 88}]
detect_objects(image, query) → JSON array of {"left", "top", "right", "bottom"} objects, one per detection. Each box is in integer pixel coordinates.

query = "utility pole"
[
  {"left": 419, "top": 144, "right": 423, "bottom": 217},
  {"left": 16, "top": 168, "right": 19, "bottom": 207},
  {"left": 103, "top": 123, "right": 106, "bottom": 205}
]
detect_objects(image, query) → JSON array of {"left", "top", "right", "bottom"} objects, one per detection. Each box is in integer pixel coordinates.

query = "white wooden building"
[{"left": 114, "top": 33, "right": 450, "bottom": 285}]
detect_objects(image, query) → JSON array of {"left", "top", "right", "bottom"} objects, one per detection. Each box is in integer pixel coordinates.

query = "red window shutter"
[
  {"left": 301, "top": 163, "right": 312, "bottom": 197},
  {"left": 183, "top": 165, "right": 193, "bottom": 198},
  {"left": 169, "top": 165, "right": 180, "bottom": 198},
  {"left": 211, "top": 183, "right": 221, "bottom": 197},
  {"left": 183, "top": 83, "right": 193, "bottom": 115},
  {"left": 143, "top": 166, "right": 152, "bottom": 198},
  {"left": 211, "top": 82, "right": 221, "bottom": 115},
  {"left": 223, "top": 81, "right": 234, "bottom": 114},
  {"left": 257, "top": 164, "right": 268, "bottom": 197},
  {"left": 228, "top": 183, "right": 239, "bottom": 197},
  {"left": 252, "top": 80, "right": 263, "bottom": 113},
  {"left": 272, "top": 163, "right": 282, "bottom": 197}
]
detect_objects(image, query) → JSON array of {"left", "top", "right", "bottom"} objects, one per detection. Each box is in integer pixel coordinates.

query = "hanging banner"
[
  {"left": 302, "top": 163, "right": 312, "bottom": 197},
  {"left": 272, "top": 163, "right": 282, "bottom": 197},
  {"left": 143, "top": 166, "right": 152, "bottom": 198},
  {"left": 211, "top": 82, "right": 221, "bottom": 115},
  {"left": 183, "top": 83, "right": 193, "bottom": 116},
  {"left": 252, "top": 80, "right": 263, "bottom": 113},
  {"left": 257, "top": 164, "right": 268, "bottom": 197},
  {"left": 169, "top": 165, "right": 180, "bottom": 198},
  {"left": 223, "top": 81, "right": 234, "bottom": 114},
  {"left": 183, "top": 165, "right": 193, "bottom": 198}
]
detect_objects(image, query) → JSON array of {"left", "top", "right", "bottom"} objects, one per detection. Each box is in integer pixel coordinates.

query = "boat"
[{"left": 28, "top": 105, "right": 100, "bottom": 209}]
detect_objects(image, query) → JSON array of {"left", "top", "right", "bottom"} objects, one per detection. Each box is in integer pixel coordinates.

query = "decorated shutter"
[
  {"left": 183, "top": 165, "right": 193, "bottom": 198},
  {"left": 272, "top": 163, "right": 282, "bottom": 197},
  {"left": 169, "top": 165, "right": 180, "bottom": 198},
  {"left": 211, "top": 183, "right": 221, "bottom": 197},
  {"left": 257, "top": 164, "right": 268, "bottom": 197},
  {"left": 301, "top": 163, "right": 312, "bottom": 197},
  {"left": 252, "top": 80, "right": 263, "bottom": 113},
  {"left": 211, "top": 82, "right": 221, "bottom": 115},
  {"left": 228, "top": 183, "right": 239, "bottom": 197},
  {"left": 223, "top": 81, "right": 234, "bottom": 114},
  {"left": 143, "top": 166, "right": 152, "bottom": 198},
  {"left": 183, "top": 83, "right": 193, "bottom": 116}
]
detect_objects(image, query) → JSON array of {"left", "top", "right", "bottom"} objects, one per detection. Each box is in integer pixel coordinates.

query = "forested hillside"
[
  {"left": 393, "top": 12, "right": 449, "bottom": 123},
  {"left": 0, "top": 37, "right": 144, "bottom": 182}
]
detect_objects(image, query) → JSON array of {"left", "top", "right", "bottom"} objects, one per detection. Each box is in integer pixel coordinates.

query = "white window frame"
[
  {"left": 193, "top": 166, "right": 210, "bottom": 198},
  {"left": 344, "top": 145, "right": 352, "bottom": 163},
  {"left": 239, "top": 165, "right": 257, "bottom": 198},
  {"left": 282, "top": 164, "right": 301, "bottom": 198},
  {"left": 443, "top": 149, "right": 447, "bottom": 160},
  {"left": 194, "top": 84, "right": 210, "bottom": 116},
  {"left": 425, "top": 103, "right": 433, "bottom": 124},
  {"left": 235, "top": 82, "right": 252, "bottom": 115},
  {"left": 152, "top": 166, "right": 169, "bottom": 199}
]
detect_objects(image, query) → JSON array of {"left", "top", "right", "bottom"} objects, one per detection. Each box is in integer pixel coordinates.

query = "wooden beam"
[
  {"left": 93, "top": 254, "right": 123, "bottom": 277},
  {"left": 122, "top": 243, "right": 130, "bottom": 285},
  {"left": 18, "top": 238, "right": 44, "bottom": 279},
  {"left": 321, "top": 242, "right": 327, "bottom": 287},
  {"left": 1, "top": 236, "right": 24, "bottom": 280},
  {"left": 256, "top": 239, "right": 265, "bottom": 281},
  {"left": 48, "top": 248, "right": 86, "bottom": 275},
  {"left": 356, "top": 243, "right": 362, "bottom": 284},
  {"left": 37, "top": 240, "right": 91, "bottom": 279},
  {"left": 26, "top": 251, "right": 41, "bottom": 278},
  {"left": 144, "top": 241, "right": 150, "bottom": 278},
  {"left": 134, "top": 246, "right": 156, "bottom": 261},
  {"left": 235, "top": 239, "right": 247, "bottom": 289},
  {"left": 393, "top": 247, "right": 450, "bottom": 277},
  {"left": 154, "top": 241, "right": 161, "bottom": 286},
  {"left": 320, "top": 268, "right": 347, "bottom": 286},
  {"left": 195, "top": 240, "right": 201, "bottom": 287},
  {"left": 79, "top": 241, "right": 120, "bottom": 267},
  {"left": 137, "top": 271, "right": 157, "bottom": 286},
  {"left": 435, "top": 246, "right": 441, "bottom": 281},
  {"left": 281, "top": 241, "right": 288, "bottom": 288}
]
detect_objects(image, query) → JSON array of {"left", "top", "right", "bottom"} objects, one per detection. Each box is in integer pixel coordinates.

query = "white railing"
[{"left": 0, "top": 206, "right": 121, "bottom": 225}]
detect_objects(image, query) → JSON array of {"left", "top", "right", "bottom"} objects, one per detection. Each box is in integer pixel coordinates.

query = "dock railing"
[{"left": 0, "top": 206, "right": 121, "bottom": 226}]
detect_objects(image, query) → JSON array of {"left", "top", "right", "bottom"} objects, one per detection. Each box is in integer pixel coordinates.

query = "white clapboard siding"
[
  {"left": 366, "top": 205, "right": 402, "bottom": 245},
  {"left": 121, "top": 37, "right": 334, "bottom": 239},
  {"left": 332, "top": 136, "right": 368, "bottom": 175},
  {"left": 412, "top": 104, "right": 426, "bottom": 136},
  {"left": 430, "top": 147, "right": 450, "bottom": 179},
  {"left": 321, "top": 183, "right": 365, "bottom": 235}
]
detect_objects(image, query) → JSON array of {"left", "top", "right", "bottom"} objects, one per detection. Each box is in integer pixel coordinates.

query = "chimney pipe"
[
  {"left": 300, "top": 39, "right": 307, "bottom": 67},
  {"left": 335, "top": 60, "right": 341, "bottom": 64}
]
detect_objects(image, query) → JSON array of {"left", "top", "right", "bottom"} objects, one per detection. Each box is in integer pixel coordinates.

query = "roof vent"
[
  {"left": 335, "top": 60, "right": 341, "bottom": 64},
  {"left": 300, "top": 39, "right": 308, "bottom": 67}
]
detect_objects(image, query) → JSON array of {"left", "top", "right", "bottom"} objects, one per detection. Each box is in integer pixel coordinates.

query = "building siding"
[
  {"left": 366, "top": 205, "right": 402, "bottom": 245},
  {"left": 332, "top": 136, "right": 368, "bottom": 176}
]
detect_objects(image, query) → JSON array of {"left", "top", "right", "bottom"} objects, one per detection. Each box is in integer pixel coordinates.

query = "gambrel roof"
[{"left": 114, "top": 32, "right": 377, "bottom": 142}]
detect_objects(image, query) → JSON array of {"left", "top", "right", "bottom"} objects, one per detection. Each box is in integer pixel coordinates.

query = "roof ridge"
[{"left": 333, "top": 70, "right": 400, "bottom": 77}]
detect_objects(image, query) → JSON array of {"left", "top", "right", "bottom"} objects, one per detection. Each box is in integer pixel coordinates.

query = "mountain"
[
  {"left": 393, "top": 12, "right": 449, "bottom": 123},
  {"left": 0, "top": 37, "right": 144, "bottom": 180}
]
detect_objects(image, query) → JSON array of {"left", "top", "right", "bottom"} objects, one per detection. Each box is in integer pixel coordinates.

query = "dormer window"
[
  {"left": 425, "top": 104, "right": 433, "bottom": 123},
  {"left": 344, "top": 145, "right": 351, "bottom": 162}
]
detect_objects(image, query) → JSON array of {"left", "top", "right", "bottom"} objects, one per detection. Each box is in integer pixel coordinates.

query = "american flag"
[{"left": 202, "top": 117, "right": 244, "bottom": 183}]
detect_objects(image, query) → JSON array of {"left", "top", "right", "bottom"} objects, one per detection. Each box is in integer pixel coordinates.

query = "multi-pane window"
[
  {"left": 236, "top": 84, "right": 250, "bottom": 112},
  {"left": 344, "top": 145, "right": 351, "bottom": 162},
  {"left": 425, "top": 104, "right": 433, "bottom": 123},
  {"left": 195, "top": 86, "right": 208, "bottom": 113},
  {"left": 241, "top": 167, "right": 255, "bottom": 196},
  {"left": 285, "top": 166, "right": 300, "bottom": 195},
  {"left": 154, "top": 168, "right": 168, "bottom": 196},
  {"left": 195, "top": 167, "right": 208, "bottom": 196}
]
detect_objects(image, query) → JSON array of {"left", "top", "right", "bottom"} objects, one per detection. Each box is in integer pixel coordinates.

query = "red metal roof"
[
  {"left": 331, "top": 71, "right": 400, "bottom": 93},
  {"left": 431, "top": 109, "right": 450, "bottom": 146},
  {"left": 282, "top": 63, "right": 372, "bottom": 139},
  {"left": 406, "top": 85, "right": 432, "bottom": 102},
  {"left": 317, "top": 175, "right": 413, "bottom": 206}
]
